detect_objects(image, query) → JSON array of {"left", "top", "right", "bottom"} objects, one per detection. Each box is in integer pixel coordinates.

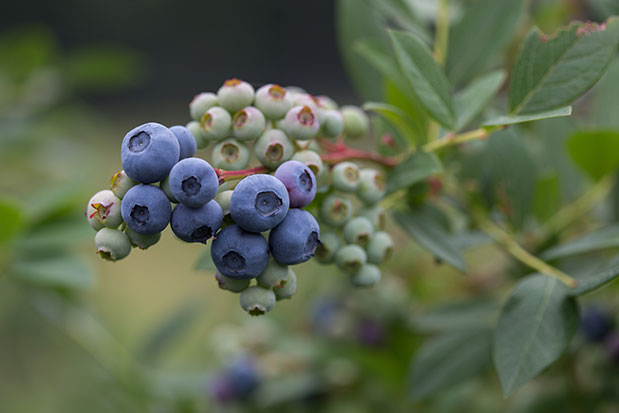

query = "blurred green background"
[{"left": 1, "top": 0, "right": 618, "bottom": 412}]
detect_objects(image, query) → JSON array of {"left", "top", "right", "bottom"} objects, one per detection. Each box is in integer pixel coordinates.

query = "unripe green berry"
[
  {"left": 331, "top": 161, "right": 360, "bottom": 192},
  {"left": 358, "top": 205, "right": 387, "bottom": 231},
  {"left": 343, "top": 216, "right": 374, "bottom": 247},
  {"left": 125, "top": 227, "right": 161, "bottom": 250},
  {"left": 217, "top": 78, "right": 255, "bottom": 113},
  {"left": 320, "top": 194, "right": 353, "bottom": 227},
  {"left": 335, "top": 244, "right": 367, "bottom": 273},
  {"left": 316, "top": 95, "right": 338, "bottom": 110},
  {"left": 190, "top": 92, "right": 218, "bottom": 121},
  {"left": 212, "top": 138, "right": 250, "bottom": 170},
  {"left": 357, "top": 168, "right": 386, "bottom": 205},
  {"left": 201, "top": 106, "right": 232, "bottom": 141},
  {"left": 314, "top": 231, "right": 340, "bottom": 263},
  {"left": 255, "top": 84, "right": 294, "bottom": 120},
  {"left": 232, "top": 106, "right": 266, "bottom": 141},
  {"left": 216, "top": 272, "right": 250, "bottom": 293},
  {"left": 283, "top": 106, "right": 320, "bottom": 140},
  {"left": 274, "top": 269, "right": 297, "bottom": 300},
  {"left": 110, "top": 170, "right": 137, "bottom": 199},
  {"left": 95, "top": 228, "right": 131, "bottom": 261},
  {"left": 186, "top": 121, "right": 208, "bottom": 149},
  {"left": 215, "top": 190, "right": 233, "bottom": 216},
  {"left": 86, "top": 189, "right": 123, "bottom": 230},
  {"left": 254, "top": 129, "right": 294, "bottom": 169},
  {"left": 321, "top": 109, "right": 344, "bottom": 138},
  {"left": 159, "top": 175, "right": 179, "bottom": 203},
  {"left": 240, "top": 286, "right": 276, "bottom": 316},
  {"left": 257, "top": 258, "right": 289, "bottom": 289},
  {"left": 350, "top": 263, "right": 381, "bottom": 287},
  {"left": 366, "top": 231, "right": 394, "bottom": 264},
  {"left": 292, "top": 149, "right": 324, "bottom": 178},
  {"left": 341, "top": 106, "right": 369, "bottom": 138}
]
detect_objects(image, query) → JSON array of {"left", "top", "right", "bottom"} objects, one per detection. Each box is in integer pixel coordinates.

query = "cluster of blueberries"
[{"left": 86, "top": 79, "right": 393, "bottom": 316}]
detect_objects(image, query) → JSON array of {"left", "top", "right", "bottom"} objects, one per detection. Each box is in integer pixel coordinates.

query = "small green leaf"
[
  {"left": 194, "top": 248, "right": 216, "bottom": 271},
  {"left": 364, "top": 102, "right": 420, "bottom": 145},
  {"left": 570, "top": 256, "right": 619, "bottom": 295},
  {"left": 0, "top": 200, "right": 23, "bottom": 243},
  {"left": 567, "top": 130, "right": 619, "bottom": 180},
  {"left": 12, "top": 255, "right": 94, "bottom": 290},
  {"left": 394, "top": 208, "right": 466, "bottom": 272},
  {"left": 483, "top": 106, "right": 572, "bottom": 127},
  {"left": 409, "top": 329, "right": 492, "bottom": 399},
  {"left": 493, "top": 274, "right": 579, "bottom": 396},
  {"left": 542, "top": 225, "right": 619, "bottom": 260},
  {"left": 389, "top": 29, "right": 456, "bottom": 130},
  {"left": 509, "top": 18, "right": 619, "bottom": 115},
  {"left": 386, "top": 151, "right": 443, "bottom": 194},
  {"left": 454, "top": 70, "right": 506, "bottom": 131}
]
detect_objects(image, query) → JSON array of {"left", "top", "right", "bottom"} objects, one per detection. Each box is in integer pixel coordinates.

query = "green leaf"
[
  {"left": 567, "top": 130, "right": 619, "bottom": 180},
  {"left": 364, "top": 102, "right": 420, "bottom": 145},
  {"left": 508, "top": 18, "right": 619, "bottom": 115},
  {"left": 570, "top": 255, "right": 619, "bottom": 295},
  {"left": 389, "top": 29, "right": 456, "bottom": 130},
  {"left": 542, "top": 225, "right": 619, "bottom": 260},
  {"left": 493, "top": 274, "right": 579, "bottom": 396},
  {"left": 409, "top": 329, "right": 492, "bottom": 399},
  {"left": 16, "top": 217, "right": 92, "bottom": 251},
  {"left": 0, "top": 200, "right": 23, "bottom": 243},
  {"left": 454, "top": 70, "right": 506, "bottom": 131},
  {"left": 386, "top": 151, "right": 443, "bottom": 194},
  {"left": 194, "top": 248, "right": 216, "bottom": 271},
  {"left": 394, "top": 208, "right": 466, "bottom": 272},
  {"left": 483, "top": 106, "right": 572, "bottom": 127},
  {"left": 12, "top": 255, "right": 94, "bottom": 290},
  {"left": 412, "top": 297, "right": 500, "bottom": 333},
  {"left": 533, "top": 173, "right": 561, "bottom": 222},
  {"left": 365, "top": 0, "right": 431, "bottom": 44},
  {"left": 446, "top": 0, "right": 524, "bottom": 86}
]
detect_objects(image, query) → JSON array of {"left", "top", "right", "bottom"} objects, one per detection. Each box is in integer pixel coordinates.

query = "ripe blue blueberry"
[
  {"left": 169, "top": 125, "right": 197, "bottom": 160},
  {"left": 343, "top": 216, "right": 374, "bottom": 246},
  {"left": 190, "top": 92, "right": 218, "bottom": 120},
  {"left": 211, "top": 224, "right": 269, "bottom": 279},
  {"left": 335, "top": 244, "right": 367, "bottom": 273},
  {"left": 171, "top": 200, "right": 223, "bottom": 243},
  {"left": 254, "top": 129, "right": 294, "bottom": 170},
  {"left": 201, "top": 106, "right": 232, "bottom": 141},
  {"left": 186, "top": 120, "right": 208, "bottom": 149},
  {"left": 95, "top": 228, "right": 131, "bottom": 261},
  {"left": 274, "top": 160, "right": 316, "bottom": 208},
  {"left": 168, "top": 157, "right": 219, "bottom": 207},
  {"left": 86, "top": 189, "right": 123, "bottom": 230},
  {"left": 314, "top": 231, "right": 340, "bottom": 263},
  {"left": 331, "top": 161, "right": 360, "bottom": 192},
  {"left": 230, "top": 174, "right": 290, "bottom": 233},
  {"left": 273, "top": 269, "right": 297, "bottom": 300},
  {"left": 256, "top": 258, "right": 289, "bottom": 289},
  {"left": 367, "top": 231, "right": 393, "bottom": 264},
  {"left": 110, "top": 170, "right": 136, "bottom": 199},
  {"left": 255, "top": 84, "right": 294, "bottom": 119},
  {"left": 269, "top": 208, "right": 320, "bottom": 265},
  {"left": 217, "top": 79, "right": 255, "bottom": 113},
  {"left": 121, "top": 184, "right": 171, "bottom": 235},
  {"left": 350, "top": 264, "right": 381, "bottom": 287},
  {"left": 320, "top": 194, "right": 353, "bottom": 227},
  {"left": 125, "top": 227, "right": 161, "bottom": 250},
  {"left": 283, "top": 106, "right": 320, "bottom": 140},
  {"left": 240, "top": 286, "right": 276, "bottom": 316},
  {"left": 215, "top": 272, "right": 250, "bottom": 293},
  {"left": 580, "top": 307, "right": 613, "bottom": 342},
  {"left": 358, "top": 168, "right": 386, "bottom": 205},
  {"left": 341, "top": 105, "right": 369, "bottom": 138},
  {"left": 232, "top": 106, "right": 266, "bottom": 141},
  {"left": 121, "top": 122, "right": 180, "bottom": 183},
  {"left": 212, "top": 138, "right": 250, "bottom": 170}
]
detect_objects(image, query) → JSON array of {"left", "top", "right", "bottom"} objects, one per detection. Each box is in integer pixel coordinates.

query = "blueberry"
[
  {"left": 274, "top": 269, "right": 297, "bottom": 300},
  {"left": 350, "top": 263, "right": 381, "bottom": 287},
  {"left": 217, "top": 78, "right": 255, "bottom": 113},
  {"left": 201, "top": 106, "right": 232, "bottom": 141},
  {"left": 357, "top": 168, "right": 386, "bottom": 205},
  {"left": 254, "top": 129, "right": 294, "bottom": 170},
  {"left": 125, "top": 227, "right": 161, "bottom": 250},
  {"left": 293, "top": 93, "right": 321, "bottom": 112},
  {"left": 580, "top": 307, "right": 613, "bottom": 342},
  {"left": 110, "top": 170, "right": 136, "bottom": 199},
  {"left": 225, "top": 357, "right": 260, "bottom": 397},
  {"left": 343, "top": 216, "right": 374, "bottom": 247},
  {"left": 169, "top": 125, "right": 197, "bottom": 160},
  {"left": 230, "top": 174, "right": 290, "bottom": 233},
  {"left": 255, "top": 84, "right": 294, "bottom": 120},
  {"left": 367, "top": 231, "right": 393, "bottom": 264},
  {"left": 314, "top": 231, "right": 340, "bottom": 263},
  {"left": 291, "top": 149, "right": 324, "bottom": 178},
  {"left": 168, "top": 158, "right": 219, "bottom": 207},
  {"left": 283, "top": 106, "right": 320, "bottom": 140},
  {"left": 95, "top": 228, "right": 131, "bottom": 261},
  {"left": 171, "top": 201, "right": 223, "bottom": 243},
  {"left": 256, "top": 258, "right": 289, "bottom": 289},
  {"left": 215, "top": 272, "right": 250, "bottom": 293},
  {"left": 86, "top": 189, "right": 122, "bottom": 230},
  {"left": 121, "top": 122, "right": 180, "bottom": 183},
  {"left": 331, "top": 161, "right": 360, "bottom": 192},
  {"left": 321, "top": 109, "right": 344, "bottom": 138},
  {"left": 215, "top": 190, "right": 233, "bottom": 216},
  {"left": 274, "top": 160, "right": 317, "bottom": 208},
  {"left": 232, "top": 106, "right": 266, "bottom": 141},
  {"left": 269, "top": 209, "right": 320, "bottom": 265},
  {"left": 320, "top": 195, "right": 353, "bottom": 227},
  {"left": 212, "top": 138, "right": 250, "bottom": 170},
  {"left": 341, "top": 105, "right": 369, "bottom": 138},
  {"left": 159, "top": 175, "right": 179, "bottom": 203},
  {"left": 240, "top": 286, "right": 276, "bottom": 316},
  {"left": 189, "top": 92, "right": 218, "bottom": 121},
  {"left": 335, "top": 244, "right": 367, "bottom": 273},
  {"left": 358, "top": 205, "right": 387, "bottom": 230},
  {"left": 316, "top": 95, "right": 338, "bottom": 110},
  {"left": 121, "top": 184, "right": 171, "bottom": 235},
  {"left": 211, "top": 224, "right": 269, "bottom": 279},
  {"left": 186, "top": 120, "right": 208, "bottom": 149}
]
